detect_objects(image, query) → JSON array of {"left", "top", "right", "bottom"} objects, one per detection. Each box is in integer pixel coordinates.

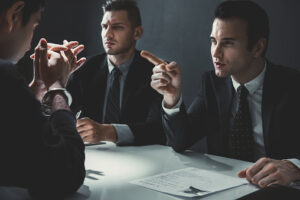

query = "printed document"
[{"left": 131, "top": 167, "right": 248, "bottom": 197}]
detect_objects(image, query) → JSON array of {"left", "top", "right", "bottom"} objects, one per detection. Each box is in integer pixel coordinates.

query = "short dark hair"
[
  {"left": 215, "top": 0, "right": 269, "bottom": 56},
  {"left": 102, "top": 0, "right": 142, "bottom": 28},
  {"left": 0, "top": 0, "right": 45, "bottom": 25}
]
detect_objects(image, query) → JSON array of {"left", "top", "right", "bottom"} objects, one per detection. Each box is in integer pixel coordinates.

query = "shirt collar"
[
  {"left": 107, "top": 52, "right": 135, "bottom": 77},
  {"left": 231, "top": 61, "right": 267, "bottom": 95}
]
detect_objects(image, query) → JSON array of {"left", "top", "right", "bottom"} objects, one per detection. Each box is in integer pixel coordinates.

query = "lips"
[
  {"left": 215, "top": 61, "right": 225, "bottom": 68},
  {"left": 105, "top": 41, "right": 115, "bottom": 47}
]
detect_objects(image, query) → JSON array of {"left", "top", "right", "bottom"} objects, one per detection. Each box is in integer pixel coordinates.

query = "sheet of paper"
[{"left": 130, "top": 167, "right": 248, "bottom": 197}]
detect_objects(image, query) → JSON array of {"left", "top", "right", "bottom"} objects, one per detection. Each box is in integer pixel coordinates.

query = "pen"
[{"left": 76, "top": 110, "right": 82, "bottom": 119}]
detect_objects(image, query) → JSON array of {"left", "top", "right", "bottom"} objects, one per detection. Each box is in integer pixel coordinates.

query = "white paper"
[{"left": 131, "top": 167, "right": 248, "bottom": 197}]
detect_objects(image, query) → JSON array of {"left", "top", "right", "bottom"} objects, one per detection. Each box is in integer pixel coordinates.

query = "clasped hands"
[{"left": 29, "top": 38, "right": 86, "bottom": 101}]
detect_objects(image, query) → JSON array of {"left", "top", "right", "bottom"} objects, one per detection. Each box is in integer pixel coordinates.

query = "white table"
[{"left": 67, "top": 143, "right": 258, "bottom": 200}]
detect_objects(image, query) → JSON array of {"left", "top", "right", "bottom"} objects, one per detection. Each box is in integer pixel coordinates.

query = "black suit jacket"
[
  {"left": 0, "top": 59, "right": 85, "bottom": 199},
  {"left": 67, "top": 50, "right": 165, "bottom": 145},
  {"left": 164, "top": 61, "right": 300, "bottom": 160}
]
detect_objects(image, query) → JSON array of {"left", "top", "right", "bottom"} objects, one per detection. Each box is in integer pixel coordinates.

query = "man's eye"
[
  {"left": 210, "top": 39, "right": 217, "bottom": 45},
  {"left": 113, "top": 26, "right": 123, "bottom": 30},
  {"left": 223, "top": 41, "right": 234, "bottom": 46}
]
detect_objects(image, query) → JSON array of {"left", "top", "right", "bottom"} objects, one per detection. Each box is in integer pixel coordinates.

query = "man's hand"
[
  {"left": 29, "top": 40, "right": 68, "bottom": 100},
  {"left": 31, "top": 38, "right": 86, "bottom": 89},
  {"left": 238, "top": 157, "right": 300, "bottom": 187},
  {"left": 77, "top": 117, "right": 117, "bottom": 143},
  {"left": 140, "top": 50, "right": 182, "bottom": 108}
]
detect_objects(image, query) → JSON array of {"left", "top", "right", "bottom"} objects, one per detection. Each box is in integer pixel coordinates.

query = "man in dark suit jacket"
[
  {"left": 0, "top": 0, "right": 86, "bottom": 199},
  {"left": 142, "top": 0, "right": 300, "bottom": 189},
  {"left": 67, "top": 0, "right": 165, "bottom": 145}
]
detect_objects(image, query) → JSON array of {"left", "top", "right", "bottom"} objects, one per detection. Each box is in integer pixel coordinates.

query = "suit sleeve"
[
  {"left": 162, "top": 73, "right": 209, "bottom": 152},
  {"left": 0, "top": 63, "right": 85, "bottom": 199},
  {"left": 127, "top": 90, "right": 166, "bottom": 146},
  {"left": 66, "top": 72, "right": 83, "bottom": 114}
]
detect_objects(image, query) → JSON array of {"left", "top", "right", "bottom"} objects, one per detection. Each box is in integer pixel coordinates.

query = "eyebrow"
[
  {"left": 209, "top": 36, "right": 236, "bottom": 41},
  {"left": 101, "top": 22, "right": 125, "bottom": 26},
  {"left": 221, "top": 38, "right": 236, "bottom": 41}
]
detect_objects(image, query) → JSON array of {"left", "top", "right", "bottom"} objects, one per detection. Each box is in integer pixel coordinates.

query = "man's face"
[
  {"left": 8, "top": 10, "right": 41, "bottom": 63},
  {"left": 101, "top": 10, "right": 138, "bottom": 55},
  {"left": 210, "top": 18, "right": 255, "bottom": 78}
]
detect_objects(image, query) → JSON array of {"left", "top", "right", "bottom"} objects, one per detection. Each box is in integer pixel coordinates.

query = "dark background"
[{"left": 18, "top": 0, "right": 300, "bottom": 151}]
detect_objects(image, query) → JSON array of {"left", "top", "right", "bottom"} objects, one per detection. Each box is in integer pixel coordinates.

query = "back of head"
[
  {"left": 102, "top": 0, "right": 142, "bottom": 28},
  {"left": 214, "top": 0, "right": 269, "bottom": 56},
  {"left": 0, "top": 0, "right": 45, "bottom": 25}
]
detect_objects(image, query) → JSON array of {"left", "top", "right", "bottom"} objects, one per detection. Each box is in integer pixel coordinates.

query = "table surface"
[
  {"left": 66, "top": 143, "right": 258, "bottom": 200},
  {"left": 0, "top": 143, "right": 259, "bottom": 200}
]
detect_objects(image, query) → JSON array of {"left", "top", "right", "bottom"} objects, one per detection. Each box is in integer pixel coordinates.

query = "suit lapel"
[
  {"left": 261, "top": 62, "right": 279, "bottom": 155},
  {"left": 214, "top": 76, "right": 233, "bottom": 153},
  {"left": 88, "top": 57, "right": 108, "bottom": 122},
  {"left": 122, "top": 52, "right": 142, "bottom": 115}
]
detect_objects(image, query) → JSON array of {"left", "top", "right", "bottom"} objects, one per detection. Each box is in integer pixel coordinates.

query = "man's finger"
[
  {"left": 74, "top": 57, "right": 87, "bottom": 71},
  {"left": 77, "top": 117, "right": 91, "bottom": 127},
  {"left": 257, "top": 172, "right": 278, "bottom": 188},
  {"left": 39, "top": 38, "right": 48, "bottom": 70},
  {"left": 47, "top": 43, "right": 68, "bottom": 51},
  {"left": 77, "top": 125, "right": 91, "bottom": 134},
  {"left": 251, "top": 163, "right": 277, "bottom": 184},
  {"left": 63, "top": 40, "right": 68, "bottom": 45},
  {"left": 65, "top": 41, "right": 79, "bottom": 49},
  {"left": 34, "top": 44, "right": 41, "bottom": 77},
  {"left": 73, "top": 45, "right": 85, "bottom": 56},
  {"left": 247, "top": 158, "right": 270, "bottom": 178},
  {"left": 50, "top": 46, "right": 69, "bottom": 52},
  {"left": 151, "top": 79, "right": 168, "bottom": 89},
  {"left": 79, "top": 130, "right": 92, "bottom": 138},
  {"left": 237, "top": 168, "right": 248, "bottom": 178},
  {"left": 140, "top": 50, "right": 167, "bottom": 65}
]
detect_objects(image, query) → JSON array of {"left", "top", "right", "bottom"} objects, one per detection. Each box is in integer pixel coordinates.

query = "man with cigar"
[
  {"left": 67, "top": 0, "right": 165, "bottom": 146},
  {"left": 142, "top": 0, "right": 300, "bottom": 188},
  {"left": 0, "top": 0, "right": 86, "bottom": 198}
]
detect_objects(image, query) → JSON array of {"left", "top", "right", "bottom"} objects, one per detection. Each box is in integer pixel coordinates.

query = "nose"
[
  {"left": 103, "top": 26, "right": 113, "bottom": 40},
  {"left": 212, "top": 43, "right": 223, "bottom": 59}
]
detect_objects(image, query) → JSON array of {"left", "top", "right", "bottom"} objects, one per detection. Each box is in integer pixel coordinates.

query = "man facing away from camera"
[{"left": 0, "top": 0, "right": 87, "bottom": 198}]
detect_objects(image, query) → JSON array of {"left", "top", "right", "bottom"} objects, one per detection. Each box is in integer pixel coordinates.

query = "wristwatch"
[{"left": 41, "top": 88, "right": 72, "bottom": 116}]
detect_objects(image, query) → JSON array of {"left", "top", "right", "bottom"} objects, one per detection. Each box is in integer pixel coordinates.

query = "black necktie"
[
  {"left": 229, "top": 85, "right": 254, "bottom": 162},
  {"left": 104, "top": 67, "right": 121, "bottom": 124}
]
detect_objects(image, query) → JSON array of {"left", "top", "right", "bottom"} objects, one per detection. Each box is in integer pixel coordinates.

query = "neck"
[
  {"left": 232, "top": 57, "right": 265, "bottom": 85},
  {"left": 108, "top": 47, "right": 135, "bottom": 66}
]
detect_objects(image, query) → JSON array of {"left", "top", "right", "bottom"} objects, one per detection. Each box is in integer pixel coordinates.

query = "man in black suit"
[
  {"left": 67, "top": 0, "right": 165, "bottom": 146},
  {"left": 0, "top": 0, "right": 86, "bottom": 198},
  {"left": 142, "top": 0, "right": 300, "bottom": 188}
]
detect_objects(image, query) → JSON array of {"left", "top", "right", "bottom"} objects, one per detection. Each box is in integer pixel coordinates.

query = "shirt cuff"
[
  {"left": 113, "top": 124, "right": 134, "bottom": 145},
  {"left": 286, "top": 159, "right": 300, "bottom": 188},
  {"left": 162, "top": 96, "right": 183, "bottom": 117},
  {"left": 287, "top": 158, "right": 300, "bottom": 169}
]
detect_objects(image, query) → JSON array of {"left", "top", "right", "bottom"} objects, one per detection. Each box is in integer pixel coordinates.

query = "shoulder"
[
  {"left": 266, "top": 61, "right": 300, "bottom": 83},
  {"left": 0, "top": 59, "right": 16, "bottom": 77},
  {"left": 0, "top": 59, "right": 23, "bottom": 85}
]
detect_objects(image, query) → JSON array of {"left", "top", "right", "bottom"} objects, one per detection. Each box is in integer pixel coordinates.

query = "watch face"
[{"left": 41, "top": 88, "right": 73, "bottom": 107}]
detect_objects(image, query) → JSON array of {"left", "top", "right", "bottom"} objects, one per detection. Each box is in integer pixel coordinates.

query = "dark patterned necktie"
[
  {"left": 104, "top": 67, "right": 121, "bottom": 123},
  {"left": 229, "top": 85, "right": 254, "bottom": 162}
]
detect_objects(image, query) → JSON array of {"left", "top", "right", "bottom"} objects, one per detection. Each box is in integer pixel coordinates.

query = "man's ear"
[
  {"left": 133, "top": 26, "right": 143, "bottom": 40},
  {"left": 6, "top": 1, "right": 25, "bottom": 32},
  {"left": 252, "top": 38, "right": 267, "bottom": 58}
]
